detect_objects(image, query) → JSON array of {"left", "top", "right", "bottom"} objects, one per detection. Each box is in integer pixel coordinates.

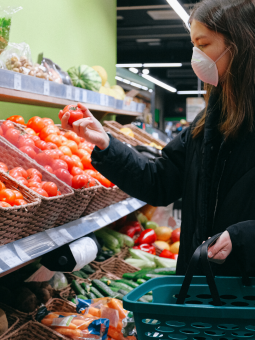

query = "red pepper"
[
  {"left": 133, "top": 243, "right": 156, "bottom": 255},
  {"left": 119, "top": 221, "right": 142, "bottom": 238},
  {"left": 134, "top": 229, "right": 157, "bottom": 245},
  {"left": 159, "top": 249, "right": 178, "bottom": 260}
]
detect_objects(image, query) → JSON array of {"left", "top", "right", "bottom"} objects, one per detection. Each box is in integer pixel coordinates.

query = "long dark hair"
[{"left": 190, "top": 0, "right": 255, "bottom": 139}]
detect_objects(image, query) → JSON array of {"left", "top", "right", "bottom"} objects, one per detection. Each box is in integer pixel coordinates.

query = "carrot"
[
  {"left": 108, "top": 328, "right": 126, "bottom": 340},
  {"left": 88, "top": 306, "right": 101, "bottom": 317},
  {"left": 108, "top": 299, "right": 127, "bottom": 320},
  {"left": 43, "top": 313, "right": 60, "bottom": 319},
  {"left": 116, "top": 319, "right": 123, "bottom": 332},
  {"left": 42, "top": 318, "right": 78, "bottom": 330},
  {"left": 53, "top": 327, "right": 83, "bottom": 338},
  {"left": 72, "top": 318, "right": 94, "bottom": 330}
]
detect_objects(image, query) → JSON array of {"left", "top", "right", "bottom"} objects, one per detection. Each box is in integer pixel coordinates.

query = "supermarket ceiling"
[{"left": 117, "top": 0, "right": 200, "bottom": 91}]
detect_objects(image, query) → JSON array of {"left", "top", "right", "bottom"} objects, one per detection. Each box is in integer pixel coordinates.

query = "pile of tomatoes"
[
  {"left": 0, "top": 111, "right": 114, "bottom": 190},
  {"left": 0, "top": 179, "right": 29, "bottom": 207}
]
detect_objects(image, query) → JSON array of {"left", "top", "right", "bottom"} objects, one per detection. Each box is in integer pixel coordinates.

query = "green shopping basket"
[{"left": 123, "top": 233, "right": 255, "bottom": 340}]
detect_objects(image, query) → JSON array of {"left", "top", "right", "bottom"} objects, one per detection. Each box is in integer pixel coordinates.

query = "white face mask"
[{"left": 191, "top": 47, "right": 231, "bottom": 86}]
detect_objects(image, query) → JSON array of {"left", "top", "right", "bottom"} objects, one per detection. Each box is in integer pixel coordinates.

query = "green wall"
[{"left": 0, "top": 0, "right": 117, "bottom": 123}]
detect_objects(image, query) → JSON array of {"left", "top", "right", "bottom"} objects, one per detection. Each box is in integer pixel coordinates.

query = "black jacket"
[{"left": 92, "top": 92, "right": 255, "bottom": 277}]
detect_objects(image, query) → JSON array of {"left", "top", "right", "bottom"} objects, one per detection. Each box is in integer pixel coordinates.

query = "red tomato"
[
  {"left": 39, "top": 125, "right": 60, "bottom": 140},
  {"left": 60, "top": 105, "right": 83, "bottom": 125},
  {"left": 45, "top": 143, "right": 58, "bottom": 151},
  {"left": 27, "top": 117, "right": 45, "bottom": 133},
  {"left": 1, "top": 121, "right": 14, "bottom": 134},
  {"left": 171, "top": 228, "right": 181, "bottom": 243},
  {"left": 60, "top": 155, "right": 75, "bottom": 172},
  {"left": 0, "top": 181, "right": 5, "bottom": 191},
  {"left": 80, "top": 137, "right": 85, "bottom": 143},
  {"left": 9, "top": 167, "right": 27, "bottom": 178},
  {"left": 0, "top": 127, "right": 3, "bottom": 136},
  {"left": 0, "top": 189, "right": 16, "bottom": 205},
  {"left": 41, "top": 118, "right": 54, "bottom": 127},
  {"left": 72, "top": 174, "right": 90, "bottom": 189},
  {"left": 44, "top": 149, "right": 59, "bottom": 160},
  {"left": 64, "top": 131, "right": 80, "bottom": 144},
  {"left": 14, "top": 199, "right": 28, "bottom": 206},
  {"left": 81, "top": 154, "right": 94, "bottom": 170},
  {"left": 54, "top": 168, "right": 72, "bottom": 186},
  {"left": 0, "top": 162, "right": 8, "bottom": 172},
  {"left": 59, "top": 146, "right": 72, "bottom": 157},
  {"left": 27, "top": 168, "right": 42, "bottom": 180},
  {"left": 42, "top": 182, "right": 58, "bottom": 197},
  {"left": 5, "top": 128, "right": 20, "bottom": 145},
  {"left": 35, "top": 139, "right": 48, "bottom": 150},
  {"left": 28, "top": 175, "right": 41, "bottom": 183},
  {"left": 7, "top": 115, "right": 26, "bottom": 126},
  {"left": 17, "top": 136, "right": 35, "bottom": 149},
  {"left": 87, "top": 142, "right": 95, "bottom": 150},
  {"left": 59, "top": 130, "right": 65, "bottom": 136},
  {"left": 55, "top": 149, "right": 64, "bottom": 158},
  {"left": 44, "top": 165, "right": 53, "bottom": 174},
  {"left": 71, "top": 157, "right": 83, "bottom": 170},
  {"left": 86, "top": 170, "right": 111, "bottom": 187},
  {"left": 31, "top": 135, "right": 40, "bottom": 142},
  {"left": 12, "top": 190, "right": 23, "bottom": 200},
  {"left": 28, "top": 181, "right": 42, "bottom": 188},
  {"left": 25, "top": 128, "right": 36, "bottom": 136},
  {"left": 76, "top": 149, "right": 91, "bottom": 159},
  {"left": 0, "top": 201, "right": 11, "bottom": 207},
  {"left": 31, "top": 187, "right": 49, "bottom": 197},
  {"left": 78, "top": 144, "right": 92, "bottom": 155},
  {"left": 52, "top": 159, "right": 68, "bottom": 171},
  {"left": 35, "top": 152, "right": 54, "bottom": 166},
  {"left": 62, "top": 140, "right": 78, "bottom": 155},
  {"left": 59, "top": 135, "right": 68, "bottom": 144},
  {"left": 19, "top": 146, "right": 37, "bottom": 159},
  {"left": 87, "top": 177, "right": 96, "bottom": 187},
  {"left": 57, "top": 190, "right": 62, "bottom": 196},
  {"left": 15, "top": 177, "right": 29, "bottom": 186},
  {"left": 45, "top": 134, "right": 62, "bottom": 147},
  {"left": 71, "top": 167, "right": 84, "bottom": 177}
]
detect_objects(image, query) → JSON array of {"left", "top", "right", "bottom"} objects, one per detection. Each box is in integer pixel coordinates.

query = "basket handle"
[{"left": 176, "top": 233, "right": 223, "bottom": 306}]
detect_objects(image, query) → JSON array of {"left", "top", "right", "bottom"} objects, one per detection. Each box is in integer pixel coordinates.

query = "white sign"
[
  {"left": 186, "top": 97, "right": 205, "bottom": 123},
  {"left": 82, "top": 90, "right": 88, "bottom": 103},
  {"left": 75, "top": 88, "right": 80, "bottom": 102},
  {"left": 46, "top": 228, "right": 73, "bottom": 246},
  {"left": 43, "top": 81, "right": 50, "bottom": 96},
  {"left": 66, "top": 86, "right": 72, "bottom": 99},
  {"left": 14, "top": 74, "right": 21, "bottom": 90},
  {"left": 116, "top": 204, "right": 130, "bottom": 216}
]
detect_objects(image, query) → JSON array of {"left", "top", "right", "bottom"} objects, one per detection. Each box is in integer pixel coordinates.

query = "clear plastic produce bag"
[{"left": 0, "top": 6, "right": 22, "bottom": 54}]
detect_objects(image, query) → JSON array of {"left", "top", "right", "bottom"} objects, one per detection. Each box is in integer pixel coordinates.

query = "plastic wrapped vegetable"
[{"left": 0, "top": 6, "right": 22, "bottom": 54}]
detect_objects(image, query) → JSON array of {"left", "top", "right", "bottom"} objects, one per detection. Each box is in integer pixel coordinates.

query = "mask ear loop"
[{"left": 209, "top": 46, "right": 231, "bottom": 69}]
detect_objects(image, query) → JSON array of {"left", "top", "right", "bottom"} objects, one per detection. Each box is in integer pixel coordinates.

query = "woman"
[{"left": 60, "top": 0, "right": 255, "bottom": 276}]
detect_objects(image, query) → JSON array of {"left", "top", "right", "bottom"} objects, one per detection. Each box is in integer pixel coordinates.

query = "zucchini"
[
  {"left": 100, "top": 277, "right": 111, "bottom": 285},
  {"left": 113, "top": 293, "right": 124, "bottom": 300},
  {"left": 104, "top": 227, "right": 124, "bottom": 247},
  {"left": 81, "top": 264, "right": 95, "bottom": 274},
  {"left": 137, "top": 279, "right": 146, "bottom": 285},
  {"left": 151, "top": 267, "right": 176, "bottom": 275},
  {"left": 122, "top": 273, "right": 136, "bottom": 280},
  {"left": 133, "top": 269, "right": 153, "bottom": 280},
  {"left": 95, "top": 255, "right": 106, "bottom": 262},
  {"left": 87, "top": 292, "right": 96, "bottom": 299},
  {"left": 72, "top": 271, "right": 85, "bottom": 279},
  {"left": 77, "top": 294, "right": 88, "bottom": 300},
  {"left": 118, "top": 289, "right": 129, "bottom": 296},
  {"left": 81, "top": 282, "right": 91, "bottom": 293},
  {"left": 95, "top": 229, "right": 119, "bottom": 251},
  {"left": 92, "top": 279, "right": 117, "bottom": 298},
  {"left": 108, "top": 281, "right": 133, "bottom": 292},
  {"left": 110, "top": 287, "right": 120, "bottom": 292},
  {"left": 90, "top": 286, "right": 104, "bottom": 298},
  {"left": 71, "top": 280, "right": 85, "bottom": 296},
  {"left": 115, "top": 279, "right": 139, "bottom": 289}
]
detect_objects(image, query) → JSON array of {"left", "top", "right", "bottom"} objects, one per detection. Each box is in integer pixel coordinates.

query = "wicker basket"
[
  {"left": 0, "top": 302, "right": 38, "bottom": 324},
  {"left": 59, "top": 279, "right": 90, "bottom": 303},
  {"left": 103, "top": 122, "right": 143, "bottom": 146},
  {"left": 101, "top": 257, "right": 139, "bottom": 277},
  {"left": 124, "top": 124, "right": 167, "bottom": 148},
  {"left": 69, "top": 262, "right": 99, "bottom": 281},
  {"left": 0, "top": 137, "right": 74, "bottom": 231},
  {"left": 2, "top": 320, "right": 67, "bottom": 340},
  {"left": 0, "top": 303, "right": 19, "bottom": 340},
  {"left": 117, "top": 246, "right": 130, "bottom": 260},
  {"left": 0, "top": 171, "right": 40, "bottom": 245}
]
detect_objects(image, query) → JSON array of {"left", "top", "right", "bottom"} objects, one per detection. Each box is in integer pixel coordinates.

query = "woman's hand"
[
  {"left": 59, "top": 103, "right": 110, "bottom": 150},
  {"left": 207, "top": 231, "right": 232, "bottom": 264}
]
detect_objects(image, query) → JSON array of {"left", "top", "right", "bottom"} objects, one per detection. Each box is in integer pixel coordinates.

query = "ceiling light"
[
  {"left": 136, "top": 38, "right": 161, "bottom": 43},
  {"left": 115, "top": 76, "right": 152, "bottom": 92},
  {"left": 129, "top": 67, "right": 139, "bottom": 74},
  {"left": 122, "top": 79, "right": 131, "bottom": 84},
  {"left": 142, "top": 74, "right": 177, "bottom": 93},
  {"left": 116, "top": 63, "right": 143, "bottom": 68},
  {"left": 166, "top": 0, "right": 190, "bottom": 30},
  {"left": 177, "top": 90, "right": 207, "bottom": 95},
  {"left": 143, "top": 63, "right": 182, "bottom": 67},
  {"left": 149, "top": 89, "right": 153, "bottom": 93},
  {"left": 115, "top": 76, "right": 123, "bottom": 81},
  {"left": 142, "top": 86, "right": 149, "bottom": 90},
  {"left": 142, "top": 69, "right": 150, "bottom": 75}
]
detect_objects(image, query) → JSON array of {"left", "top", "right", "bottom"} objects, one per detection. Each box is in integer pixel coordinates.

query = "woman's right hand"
[{"left": 58, "top": 103, "right": 110, "bottom": 150}]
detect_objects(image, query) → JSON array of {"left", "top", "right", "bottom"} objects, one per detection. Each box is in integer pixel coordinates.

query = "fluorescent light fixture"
[
  {"left": 142, "top": 86, "right": 149, "bottom": 90},
  {"left": 142, "top": 74, "right": 177, "bottom": 93},
  {"left": 116, "top": 63, "right": 143, "bottom": 68},
  {"left": 166, "top": 0, "right": 190, "bottom": 30},
  {"left": 142, "top": 69, "right": 150, "bottom": 75},
  {"left": 143, "top": 63, "right": 182, "bottom": 67},
  {"left": 115, "top": 76, "right": 152, "bottom": 92},
  {"left": 129, "top": 67, "right": 139, "bottom": 74},
  {"left": 177, "top": 90, "right": 207, "bottom": 95}
]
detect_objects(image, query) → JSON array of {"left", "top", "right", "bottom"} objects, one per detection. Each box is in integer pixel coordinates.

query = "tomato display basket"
[
  {"left": 103, "top": 121, "right": 145, "bottom": 146},
  {"left": 124, "top": 123, "right": 166, "bottom": 148},
  {"left": 101, "top": 257, "right": 140, "bottom": 277},
  {"left": 123, "top": 234, "right": 255, "bottom": 340},
  {"left": 0, "top": 170, "right": 40, "bottom": 245},
  {"left": 0, "top": 137, "right": 74, "bottom": 231}
]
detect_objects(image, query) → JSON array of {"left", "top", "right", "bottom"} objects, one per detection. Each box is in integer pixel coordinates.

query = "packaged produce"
[
  {"left": 40, "top": 57, "right": 72, "bottom": 84},
  {"left": 0, "top": 6, "right": 22, "bottom": 54},
  {"left": 134, "top": 229, "right": 157, "bottom": 245},
  {"left": 67, "top": 65, "right": 102, "bottom": 92}
]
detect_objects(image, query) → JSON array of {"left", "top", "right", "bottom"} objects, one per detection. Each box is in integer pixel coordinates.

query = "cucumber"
[
  {"left": 139, "top": 295, "right": 153, "bottom": 303},
  {"left": 118, "top": 289, "right": 129, "bottom": 296},
  {"left": 77, "top": 294, "right": 88, "bottom": 300},
  {"left": 113, "top": 293, "right": 124, "bottom": 300},
  {"left": 100, "top": 277, "right": 111, "bottom": 285},
  {"left": 72, "top": 271, "right": 85, "bottom": 279},
  {"left": 143, "top": 274, "right": 172, "bottom": 280},
  {"left": 151, "top": 267, "right": 176, "bottom": 275},
  {"left": 95, "top": 255, "right": 106, "bottom": 262},
  {"left": 133, "top": 269, "right": 153, "bottom": 280},
  {"left": 115, "top": 279, "right": 139, "bottom": 288},
  {"left": 110, "top": 287, "right": 120, "bottom": 292},
  {"left": 90, "top": 286, "right": 104, "bottom": 298},
  {"left": 92, "top": 279, "right": 117, "bottom": 298},
  {"left": 108, "top": 281, "right": 133, "bottom": 292},
  {"left": 137, "top": 279, "right": 146, "bottom": 285},
  {"left": 104, "top": 227, "right": 124, "bottom": 247},
  {"left": 81, "top": 264, "right": 95, "bottom": 274},
  {"left": 95, "top": 229, "right": 119, "bottom": 251},
  {"left": 122, "top": 273, "right": 136, "bottom": 280},
  {"left": 87, "top": 292, "right": 96, "bottom": 299},
  {"left": 81, "top": 282, "right": 91, "bottom": 293},
  {"left": 71, "top": 280, "right": 85, "bottom": 296}
]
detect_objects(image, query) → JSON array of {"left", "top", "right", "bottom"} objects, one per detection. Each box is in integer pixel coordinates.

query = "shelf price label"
[
  {"left": 129, "top": 198, "right": 141, "bottom": 210},
  {"left": 43, "top": 81, "right": 50, "bottom": 96},
  {"left": 100, "top": 94, "right": 109, "bottom": 107},
  {"left": 82, "top": 90, "right": 88, "bottom": 103},
  {"left": 75, "top": 88, "right": 80, "bottom": 102},
  {"left": 46, "top": 228, "right": 74, "bottom": 247},
  {"left": 0, "top": 248, "right": 22, "bottom": 268},
  {"left": 66, "top": 86, "right": 72, "bottom": 100},
  {"left": 99, "top": 211, "right": 112, "bottom": 224},
  {"left": 115, "top": 204, "right": 130, "bottom": 216},
  {"left": 14, "top": 74, "right": 21, "bottom": 90}
]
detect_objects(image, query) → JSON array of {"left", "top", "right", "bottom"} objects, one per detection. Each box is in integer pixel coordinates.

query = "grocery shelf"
[{"left": 0, "top": 197, "right": 145, "bottom": 278}]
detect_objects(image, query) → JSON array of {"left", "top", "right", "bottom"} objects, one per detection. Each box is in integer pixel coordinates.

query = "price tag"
[
  {"left": 82, "top": 90, "right": 88, "bottom": 103},
  {"left": 46, "top": 228, "right": 73, "bottom": 246},
  {"left": 43, "top": 81, "right": 50, "bottom": 96},
  {"left": 115, "top": 204, "right": 130, "bottom": 216},
  {"left": 129, "top": 198, "right": 141, "bottom": 210},
  {"left": 59, "top": 229, "right": 74, "bottom": 242},
  {"left": 0, "top": 248, "right": 22, "bottom": 268},
  {"left": 66, "top": 86, "right": 72, "bottom": 99},
  {"left": 13, "top": 243, "right": 31, "bottom": 262},
  {"left": 100, "top": 211, "right": 111, "bottom": 224},
  {"left": 75, "top": 88, "right": 80, "bottom": 101},
  {"left": 96, "top": 217, "right": 105, "bottom": 227},
  {"left": 100, "top": 94, "right": 109, "bottom": 107},
  {"left": 14, "top": 74, "right": 21, "bottom": 90}
]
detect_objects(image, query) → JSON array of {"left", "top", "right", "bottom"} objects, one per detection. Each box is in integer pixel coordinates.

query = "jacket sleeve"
[
  {"left": 91, "top": 128, "right": 189, "bottom": 206},
  {"left": 227, "top": 221, "right": 255, "bottom": 275}
]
